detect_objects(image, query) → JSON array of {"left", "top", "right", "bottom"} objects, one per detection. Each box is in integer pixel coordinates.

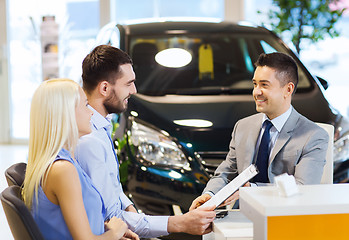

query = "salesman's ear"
[
  {"left": 98, "top": 81, "right": 109, "bottom": 97},
  {"left": 284, "top": 82, "right": 295, "bottom": 98}
]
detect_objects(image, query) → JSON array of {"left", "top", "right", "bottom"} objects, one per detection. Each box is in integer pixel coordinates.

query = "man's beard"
[{"left": 103, "top": 89, "right": 127, "bottom": 114}]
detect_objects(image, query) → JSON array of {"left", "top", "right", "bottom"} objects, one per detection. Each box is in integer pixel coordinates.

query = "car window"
[{"left": 130, "top": 33, "right": 312, "bottom": 96}]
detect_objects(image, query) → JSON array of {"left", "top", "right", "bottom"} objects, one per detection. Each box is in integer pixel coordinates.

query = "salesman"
[{"left": 190, "top": 52, "right": 329, "bottom": 209}]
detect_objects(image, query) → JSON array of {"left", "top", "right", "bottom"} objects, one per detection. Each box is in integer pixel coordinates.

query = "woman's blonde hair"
[{"left": 22, "top": 78, "right": 80, "bottom": 209}]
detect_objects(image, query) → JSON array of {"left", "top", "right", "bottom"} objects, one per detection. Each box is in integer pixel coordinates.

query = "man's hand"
[
  {"left": 125, "top": 205, "right": 138, "bottom": 213},
  {"left": 168, "top": 205, "right": 216, "bottom": 235},
  {"left": 219, "top": 182, "right": 251, "bottom": 207},
  {"left": 189, "top": 193, "right": 212, "bottom": 210}
]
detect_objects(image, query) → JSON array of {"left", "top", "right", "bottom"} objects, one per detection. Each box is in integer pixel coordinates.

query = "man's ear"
[
  {"left": 285, "top": 82, "right": 295, "bottom": 97},
  {"left": 98, "top": 81, "right": 109, "bottom": 97}
]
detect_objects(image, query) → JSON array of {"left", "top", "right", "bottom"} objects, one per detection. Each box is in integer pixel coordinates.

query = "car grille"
[{"left": 197, "top": 151, "right": 228, "bottom": 177}]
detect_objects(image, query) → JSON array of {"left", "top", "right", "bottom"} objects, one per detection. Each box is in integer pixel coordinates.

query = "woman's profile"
[{"left": 22, "top": 78, "right": 138, "bottom": 239}]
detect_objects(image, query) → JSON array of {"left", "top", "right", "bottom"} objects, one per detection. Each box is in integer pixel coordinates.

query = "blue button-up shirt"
[{"left": 76, "top": 106, "right": 169, "bottom": 238}]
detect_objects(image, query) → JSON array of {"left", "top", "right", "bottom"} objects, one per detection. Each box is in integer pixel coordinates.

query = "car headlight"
[
  {"left": 334, "top": 133, "right": 349, "bottom": 163},
  {"left": 129, "top": 121, "right": 189, "bottom": 168}
]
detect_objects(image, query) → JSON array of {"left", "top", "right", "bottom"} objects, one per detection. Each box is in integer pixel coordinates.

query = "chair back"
[
  {"left": 0, "top": 185, "right": 44, "bottom": 240},
  {"left": 316, "top": 123, "right": 334, "bottom": 184},
  {"left": 5, "top": 162, "right": 27, "bottom": 186}
]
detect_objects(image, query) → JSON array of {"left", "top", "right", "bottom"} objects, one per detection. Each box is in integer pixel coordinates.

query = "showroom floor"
[{"left": 0, "top": 144, "right": 28, "bottom": 240}]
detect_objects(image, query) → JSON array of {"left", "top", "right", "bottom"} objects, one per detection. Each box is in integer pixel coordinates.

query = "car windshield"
[{"left": 129, "top": 33, "right": 311, "bottom": 96}]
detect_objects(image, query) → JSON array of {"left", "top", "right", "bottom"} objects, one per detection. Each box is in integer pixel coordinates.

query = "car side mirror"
[{"left": 316, "top": 76, "right": 329, "bottom": 90}]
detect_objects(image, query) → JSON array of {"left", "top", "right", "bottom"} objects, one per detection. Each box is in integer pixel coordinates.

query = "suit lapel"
[
  {"left": 269, "top": 108, "right": 300, "bottom": 164},
  {"left": 244, "top": 114, "right": 264, "bottom": 165}
]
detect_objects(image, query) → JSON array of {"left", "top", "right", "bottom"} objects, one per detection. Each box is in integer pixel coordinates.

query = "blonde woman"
[{"left": 22, "top": 79, "right": 139, "bottom": 240}]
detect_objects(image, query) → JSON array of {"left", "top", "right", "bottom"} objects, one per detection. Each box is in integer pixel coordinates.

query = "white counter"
[{"left": 240, "top": 184, "right": 349, "bottom": 240}]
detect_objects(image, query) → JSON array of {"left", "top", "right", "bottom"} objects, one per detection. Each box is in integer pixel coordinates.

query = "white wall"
[{"left": 0, "top": 0, "right": 10, "bottom": 143}]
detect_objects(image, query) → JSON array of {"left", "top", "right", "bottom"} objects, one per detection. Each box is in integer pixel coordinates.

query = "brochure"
[{"left": 200, "top": 164, "right": 258, "bottom": 208}]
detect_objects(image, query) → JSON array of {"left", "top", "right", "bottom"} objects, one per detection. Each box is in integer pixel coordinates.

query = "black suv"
[{"left": 97, "top": 21, "right": 349, "bottom": 217}]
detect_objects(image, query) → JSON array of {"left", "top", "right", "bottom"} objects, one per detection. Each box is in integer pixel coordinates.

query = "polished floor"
[{"left": 0, "top": 144, "right": 29, "bottom": 239}]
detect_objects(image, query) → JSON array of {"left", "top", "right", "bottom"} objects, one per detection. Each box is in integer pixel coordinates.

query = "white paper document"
[{"left": 200, "top": 164, "right": 258, "bottom": 208}]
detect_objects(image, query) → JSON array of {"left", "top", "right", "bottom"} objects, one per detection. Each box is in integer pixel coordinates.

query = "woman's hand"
[
  {"left": 120, "top": 229, "right": 139, "bottom": 240},
  {"left": 105, "top": 217, "right": 128, "bottom": 239}
]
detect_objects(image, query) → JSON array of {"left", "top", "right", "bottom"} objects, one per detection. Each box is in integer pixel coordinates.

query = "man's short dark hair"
[
  {"left": 254, "top": 52, "right": 298, "bottom": 91},
  {"left": 82, "top": 45, "right": 133, "bottom": 94}
]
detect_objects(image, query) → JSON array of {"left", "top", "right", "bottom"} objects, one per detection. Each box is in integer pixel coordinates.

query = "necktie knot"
[{"left": 264, "top": 120, "right": 273, "bottom": 132}]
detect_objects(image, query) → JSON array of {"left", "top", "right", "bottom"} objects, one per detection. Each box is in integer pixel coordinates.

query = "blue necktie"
[{"left": 254, "top": 120, "right": 273, "bottom": 183}]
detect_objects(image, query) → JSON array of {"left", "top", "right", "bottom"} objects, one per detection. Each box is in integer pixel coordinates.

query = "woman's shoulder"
[{"left": 50, "top": 159, "right": 78, "bottom": 181}]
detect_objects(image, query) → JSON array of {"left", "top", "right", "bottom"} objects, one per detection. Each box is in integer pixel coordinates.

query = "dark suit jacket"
[{"left": 204, "top": 108, "right": 329, "bottom": 194}]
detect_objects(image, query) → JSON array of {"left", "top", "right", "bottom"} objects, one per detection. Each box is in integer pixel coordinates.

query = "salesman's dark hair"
[
  {"left": 254, "top": 52, "right": 298, "bottom": 92},
  {"left": 82, "top": 45, "right": 133, "bottom": 94}
]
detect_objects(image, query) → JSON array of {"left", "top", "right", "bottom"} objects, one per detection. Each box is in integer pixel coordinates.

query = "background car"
[{"left": 97, "top": 20, "right": 349, "bottom": 222}]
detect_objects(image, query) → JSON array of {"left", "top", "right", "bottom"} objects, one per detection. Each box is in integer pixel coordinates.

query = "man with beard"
[{"left": 75, "top": 45, "right": 216, "bottom": 239}]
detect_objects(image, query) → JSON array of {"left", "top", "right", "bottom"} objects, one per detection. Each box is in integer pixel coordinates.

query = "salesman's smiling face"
[{"left": 252, "top": 66, "right": 291, "bottom": 120}]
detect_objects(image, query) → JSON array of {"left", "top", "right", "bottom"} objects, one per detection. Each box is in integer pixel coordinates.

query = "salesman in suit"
[{"left": 190, "top": 52, "right": 329, "bottom": 209}]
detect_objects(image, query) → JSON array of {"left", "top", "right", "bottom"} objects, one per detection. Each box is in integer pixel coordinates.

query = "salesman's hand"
[
  {"left": 219, "top": 182, "right": 251, "bottom": 207},
  {"left": 189, "top": 193, "right": 212, "bottom": 210}
]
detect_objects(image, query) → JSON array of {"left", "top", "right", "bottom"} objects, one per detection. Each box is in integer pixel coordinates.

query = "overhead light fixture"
[
  {"left": 155, "top": 48, "right": 192, "bottom": 68},
  {"left": 173, "top": 119, "right": 213, "bottom": 128}
]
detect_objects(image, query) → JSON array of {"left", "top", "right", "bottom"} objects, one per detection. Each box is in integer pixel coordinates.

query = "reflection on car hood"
[{"left": 128, "top": 94, "right": 257, "bottom": 152}]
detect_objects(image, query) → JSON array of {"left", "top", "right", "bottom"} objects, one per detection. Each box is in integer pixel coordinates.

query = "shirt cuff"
[
  {"left": 121, "top": 211, "right": 169, "bottom": 238},
  {"left": 204, "top": 191, "right": 215, "bottom": 197},
  {"left": 148, "top": 215, "right": 169, "bottom": 237},
  {"left": 120, "top": 193, "right": 133, "bottom": 210}
]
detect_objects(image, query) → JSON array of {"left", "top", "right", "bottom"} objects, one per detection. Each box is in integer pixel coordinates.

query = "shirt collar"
[
  {"left": 89, "top": 105, "right": 112, "bottom": 130},
  {"left": 263, "top": 106, "right": 293, "bottom": 132}
]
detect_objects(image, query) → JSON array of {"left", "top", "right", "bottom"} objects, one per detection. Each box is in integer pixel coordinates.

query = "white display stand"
[
  {"left": 203, "top": 210, "right": 253, "bottom": 240},
  {"left": 239, "top": 184, "right": 349, "bottom": 240}
]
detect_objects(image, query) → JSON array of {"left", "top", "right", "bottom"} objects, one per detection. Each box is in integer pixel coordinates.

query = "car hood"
[{"left": 127, "top": 91, "right": 338, "bottom": 152}]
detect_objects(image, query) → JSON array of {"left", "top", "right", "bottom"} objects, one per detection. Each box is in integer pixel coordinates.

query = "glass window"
[
  {"left": 112, "top": 0, "right": 224, "bottom": 22},
  {"left": 9, "top": 0, "right": 99, "bottom": 139},
  {"left": 245, "top": 0, "right": 349, "bottom": 117}
]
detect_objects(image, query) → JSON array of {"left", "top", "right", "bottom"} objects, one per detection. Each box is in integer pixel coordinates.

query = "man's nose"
[
  {"left": 131, "top": 83, "right": 137, "bottom": 95},
  {"left": 253, "top": 86, "right": 262, "bottom": 95}
]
